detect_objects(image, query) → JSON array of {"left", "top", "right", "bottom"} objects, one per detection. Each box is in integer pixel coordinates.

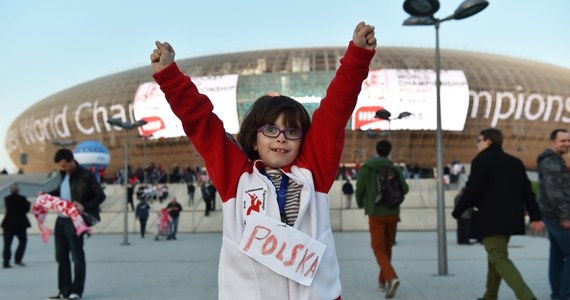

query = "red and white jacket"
[{"left": 154, "top": 41, "right": 374, "bottom": 300}]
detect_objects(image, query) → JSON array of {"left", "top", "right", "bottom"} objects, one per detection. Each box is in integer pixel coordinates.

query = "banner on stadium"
[
  {"left": 352, "top": 69, "right": 470, "bottom": 131},
  {"left": 133, "top": 74, "right": 240, "bottom": 138}
]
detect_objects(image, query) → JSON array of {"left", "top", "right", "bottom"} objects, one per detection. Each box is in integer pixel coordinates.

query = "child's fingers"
[
  {"left": 361, "top": 25, "right": 375, "bottom": 36},
  {"left": 162, "top": 42, "right": 174, "bottom": 54},
  {"left": 155, "top": 41, "right": 175, "bottom": 54},
  {"left": 354, "top": 21, "right": 366, "bottom": 35},
  {"left": 366, "top": 31, "right": 377, "bottom": 45},
  {"left": 150, "top": 49, "right": 161, "bottom": 63}
]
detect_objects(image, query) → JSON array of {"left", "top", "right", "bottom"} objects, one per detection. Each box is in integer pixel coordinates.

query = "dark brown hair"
[
  {"left": 376, "top": 140, "right": 392, "bottom": 157},
  {"left": 549, "top": 128, "right": 568, "bottom": 141},
  {"left": 237, "top": 95, "right": 311, "bottom": 160},
  {"left": 480, "top": 128, "right": 503, "bottom": 146},
  {"left": 54, "top": 148, "right": 74, "bottom": 163}
]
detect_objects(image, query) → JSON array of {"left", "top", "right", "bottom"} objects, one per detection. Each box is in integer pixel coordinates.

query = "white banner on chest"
[{"left": 239, "top": 213, "right": 326, "bottom": 286}]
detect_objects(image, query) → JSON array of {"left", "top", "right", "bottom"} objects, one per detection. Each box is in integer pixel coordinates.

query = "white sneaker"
[
  {"left": 68, "top": 294, "right": 81, "bottom": 300},
  {"left": 385, "top": 278, "right": 400, "bottom": 299}
]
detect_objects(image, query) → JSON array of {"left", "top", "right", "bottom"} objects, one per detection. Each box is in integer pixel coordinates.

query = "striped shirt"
[{"left": 265, "top": 169, "right": 302, "bottom": 226}]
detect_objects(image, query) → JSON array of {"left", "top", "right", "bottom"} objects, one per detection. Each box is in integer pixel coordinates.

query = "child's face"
[{"left": 254, "top": 114, "right": 302, "bottom": 170}]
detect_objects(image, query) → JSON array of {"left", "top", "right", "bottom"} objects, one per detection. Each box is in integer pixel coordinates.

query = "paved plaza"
[{"left": 0, "top": 231, "right": 550, "bottom": 300}]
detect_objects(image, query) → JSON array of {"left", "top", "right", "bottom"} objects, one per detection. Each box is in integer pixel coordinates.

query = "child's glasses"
[{"left": 257, "top": 125, "right": 303, "bottom": 140}]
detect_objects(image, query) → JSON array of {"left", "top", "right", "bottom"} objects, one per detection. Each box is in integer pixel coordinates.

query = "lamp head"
[
  {"left": 453, "top": 0, "right": 489, "bottom": 20},
  {"left": 107, "top": 118, "right": 124, "bottom": 127},
  {"left": 375, "top": 109, "right": 392, "bottom": 120},
  {"left": 403, "top": 16, "right": 436, "bottom": 26},
  {"left": 403, "top": 0, "right": 440, "bottom": 17},
  {"left": 133, "top": 120, "right": 148, "bottom": 127},
  {"left": 52, "top": 139, "right": 77, "bottom": 147},
  {"left": 397, "top": 112, "right": 412, "bottom": 119}
]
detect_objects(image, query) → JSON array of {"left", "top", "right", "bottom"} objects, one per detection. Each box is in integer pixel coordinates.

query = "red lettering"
[
  {"left": 304, "top": 256, "right": 319, "bottom": 278},
  {"left": 295, "top": 249, "right": 315, "bottom": 274},
  {"left": 242, "top": 225, "right": 271, "bottom": 252},
  {"left": 283, "top": 244, "right": 304, "bottom": 266},
  {"left": 261, "top": 235, "right": 278, "bottom": 255},
  {"left": 275, "top": 242, "right": 287, "bottom": 261}
]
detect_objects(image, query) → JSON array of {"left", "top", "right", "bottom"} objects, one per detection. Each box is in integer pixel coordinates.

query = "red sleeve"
[
  {"left": 298, "top": 42, "right": 374, "bottom": 193},
  {"left": 153, "top": 64, "right": 248, "bottom": 201}
]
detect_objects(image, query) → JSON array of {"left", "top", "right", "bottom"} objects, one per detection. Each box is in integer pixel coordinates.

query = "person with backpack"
[{"left": 356, "top": 140, "right": 408, "bottom": 299}]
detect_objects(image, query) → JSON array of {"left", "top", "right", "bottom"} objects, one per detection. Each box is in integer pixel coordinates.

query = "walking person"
[
  {"left": 135, "top": 200, "right": 151, "bottom": 238},
  {"left": 198, "top": 170, "right": 213, "bottom": 216},
  {"left": 342, "top": 179, "right": 354, "bottom": 209},
  {"left": 46, "top": 148, "right": 106, "bottom": 300},
  {"left": 2, "top": 183, "right": 31, "bottom": 268},
  {"left": 127, "top": 174, "right": 138, "bottom": 211},
  {"left": 187, "top": 182, "right": 195, "bottom": 207},
  {"left": 356, "top": 140, "right": 409, "bottom": 298},
  {"left": 536, "top": 128, "right": 570, "bottom": 300},
  {"left": 453, "top": 128, "right": 543, "bottom": 300},
  {"left": 150, "top": 21, "right": 376, "bottom": 299},
  {"left": 166, "top": 197, "right": 182, "bottom": 240}
]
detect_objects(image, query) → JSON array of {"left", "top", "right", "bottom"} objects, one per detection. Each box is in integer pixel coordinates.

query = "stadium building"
[{"left": 5, "top": 46, "right": 570, "bottom": 176}]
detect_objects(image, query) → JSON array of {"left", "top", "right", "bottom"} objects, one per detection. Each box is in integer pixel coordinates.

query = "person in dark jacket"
[
  {"left": 135, "top": 200, "right": 151, "bottom": 238},
  {"left": 47, "top": 148, "right": 106, "bottom": 300},
  {"left": 2, "top": 183, "right": 31, "bottom": 268},
  {"left": 453, "top": 128, "right": 543, "bottom": 300},
  {"left": 536, "top": 128, "right": 570, "bottom": 300},
  {"left": 166, "top": 197, "right": 182, "bottom": 240}
]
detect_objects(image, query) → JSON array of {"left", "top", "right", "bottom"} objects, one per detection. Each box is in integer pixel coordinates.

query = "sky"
[{"left": 1, "top": 0, "right": 569, "bottom": 173}]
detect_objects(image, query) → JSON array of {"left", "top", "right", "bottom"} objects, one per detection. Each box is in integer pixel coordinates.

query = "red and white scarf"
[{"left": 33, "top": 194, "right": 91, "bottom": 243}]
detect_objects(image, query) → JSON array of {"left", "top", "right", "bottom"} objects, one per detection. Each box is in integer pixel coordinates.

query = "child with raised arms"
[{"left": 150, "top": 21, "right": 376, "bottom": 300}]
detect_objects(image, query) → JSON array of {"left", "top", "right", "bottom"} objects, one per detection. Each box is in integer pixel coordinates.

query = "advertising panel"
[
  {"left": 133, "top": 74, "right": 240, "bottom": 138},
  {"left": 352, "top": 69, "right": 470, "bottom": 132}
]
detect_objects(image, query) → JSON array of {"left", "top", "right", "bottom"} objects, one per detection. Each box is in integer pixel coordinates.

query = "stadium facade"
[{"left": 5, "top": 46, "right": 570, "bottom": 175}]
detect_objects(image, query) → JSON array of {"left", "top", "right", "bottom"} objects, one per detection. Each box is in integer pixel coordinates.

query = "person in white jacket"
[{"left": 150, "top": 21, "right": 376, "bottom": 299}]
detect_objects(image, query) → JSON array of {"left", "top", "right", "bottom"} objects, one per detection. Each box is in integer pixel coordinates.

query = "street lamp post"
[
  {"left": 107, "top": 118, "right": 148, "bottom": 246},
  {"left": 141, "top": 135, "right": 151, "bottom": 169},
  {"left": 358, "top": 129, "right": 380, "bottom": 161},
  {"left": 402, "top": 0, "right": 488, "bottom": 275}
]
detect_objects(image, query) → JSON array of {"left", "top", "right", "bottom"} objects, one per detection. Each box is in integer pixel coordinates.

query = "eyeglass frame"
[{"left": 257, "top": 125, "right": 304, "bottom": 140}]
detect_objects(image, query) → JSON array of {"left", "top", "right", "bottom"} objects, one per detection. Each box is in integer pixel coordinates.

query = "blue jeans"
[
  {"left": 168, "top": 217, "right": 179, "bottom": 239},
  {"left": 544, "top": 217, "right": 570, "bottom": 300}
]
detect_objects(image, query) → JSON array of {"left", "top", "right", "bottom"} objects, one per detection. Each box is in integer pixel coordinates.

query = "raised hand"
[
  {"left": 150, "top": 41, "right": 176, "bottom": 73},
  {"left": 352, "top": 22, "right": 377, "bottom": 50}
]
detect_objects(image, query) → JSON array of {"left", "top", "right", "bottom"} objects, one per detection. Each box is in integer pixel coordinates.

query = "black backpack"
[{"left": 375, "top": 165, "right": 405, "bottom": 208}]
